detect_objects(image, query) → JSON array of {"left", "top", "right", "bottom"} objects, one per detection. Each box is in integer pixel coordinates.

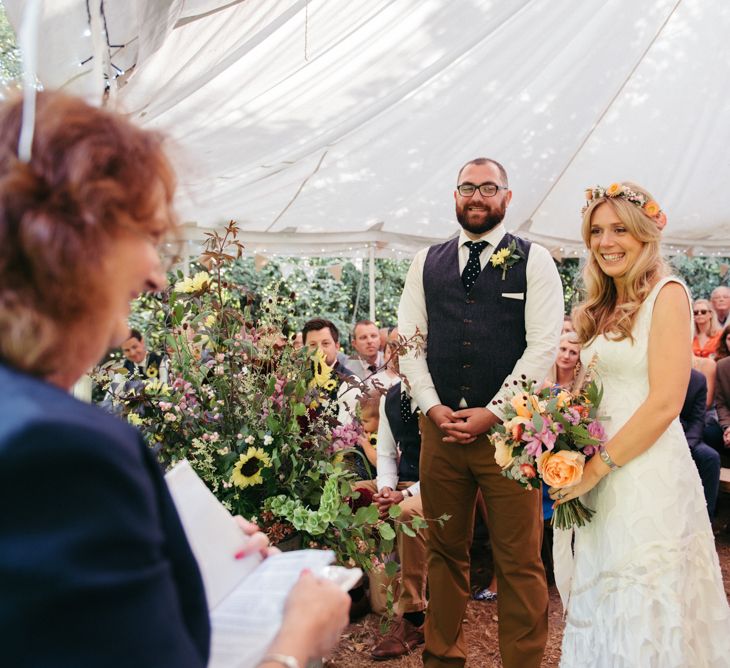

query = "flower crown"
[{"left": 582, "top": 183, "right": 666, "bottom": 231}]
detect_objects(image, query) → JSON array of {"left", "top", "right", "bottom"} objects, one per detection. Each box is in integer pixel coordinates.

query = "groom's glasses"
[
  {"left": 457, "top": 182, "right": 508, "bottom": 197},
  {"left": 693, "top": 309, "right": 710, "bottom": 315}
]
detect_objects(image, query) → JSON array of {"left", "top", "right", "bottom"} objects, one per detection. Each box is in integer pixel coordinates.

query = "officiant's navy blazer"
[{"left": 0, "top": 362, "right": 210, "bottom": 667}]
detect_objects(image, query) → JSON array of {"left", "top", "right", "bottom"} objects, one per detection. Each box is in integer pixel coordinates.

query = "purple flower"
[
  {"left": 565, "top": 407, "right": 581, "bottom": 426},
  {"left": 587, "top": 420, "right": 606, "bottom": 442},
  {"left": 583, "top": 444, "right": 599, "bottom": 457}
]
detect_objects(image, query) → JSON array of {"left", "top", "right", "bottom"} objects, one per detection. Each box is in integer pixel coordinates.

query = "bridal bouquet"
[{"left": 488, "top": 358, "right": 605, "bottom": 529}]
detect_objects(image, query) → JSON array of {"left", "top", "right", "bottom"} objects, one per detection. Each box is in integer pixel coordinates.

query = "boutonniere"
[{"left": 489, "top": 240, "right": 523, "bottom": 280}]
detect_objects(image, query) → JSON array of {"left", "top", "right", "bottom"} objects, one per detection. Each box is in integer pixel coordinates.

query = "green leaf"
[
  {"left": 399, "top": 523, "right": 416, "bottom": 538},
  {"left": 387, "top": 504, "right": 402, "bottom": 518},
  {"left": 411, "top": 516, "right": 427, "bottom": 530},
  {"left": 384, "top": 560, "right": 399, "bottom": 578},
  {"left": 532, "top": 412, "right": 543, "bottom": 432},
  {"left": 378, "top": 523, "right": 396, "bottom": 541}
]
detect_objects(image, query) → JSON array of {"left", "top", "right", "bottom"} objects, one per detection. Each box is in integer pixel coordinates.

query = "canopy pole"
[{"left": 369, "top": 244, "right": 376, "bottom": 322}]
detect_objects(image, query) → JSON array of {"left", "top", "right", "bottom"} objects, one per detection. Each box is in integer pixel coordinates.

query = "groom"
[{"left": 398, "top": 158, "right": 563, "bottom": 668}]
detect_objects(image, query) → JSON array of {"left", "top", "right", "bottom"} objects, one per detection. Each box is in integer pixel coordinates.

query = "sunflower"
[
  {"left": 310, "top": 349, "right": 335, "bottom": 389},
  {"left": 231, "top": 447, "right": 271, "bottom": 488},
  {"left": 606, "top": 183, "right": 622, "bottom": 197}
]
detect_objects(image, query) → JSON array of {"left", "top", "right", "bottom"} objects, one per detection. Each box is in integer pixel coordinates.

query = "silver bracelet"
[
  {"left": 599, "top": 447, "right": 620, "bottom": 471},
  {"left": 260, "top": 654, "right": 301, "bottom": 668}
]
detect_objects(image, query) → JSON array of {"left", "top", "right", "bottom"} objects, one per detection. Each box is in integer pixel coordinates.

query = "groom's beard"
[{"left": 455, "top": 199, "right": 507, "bottom": 235}]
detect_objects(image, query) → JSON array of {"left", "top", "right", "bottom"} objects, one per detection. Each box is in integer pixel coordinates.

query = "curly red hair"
[{"left": 0, "top": 90, "right": 177, "bottom": 375}]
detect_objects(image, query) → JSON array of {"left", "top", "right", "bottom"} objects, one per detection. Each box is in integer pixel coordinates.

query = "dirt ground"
[{"left": 327, "top": 497, "right": 730, "bottom": 668}]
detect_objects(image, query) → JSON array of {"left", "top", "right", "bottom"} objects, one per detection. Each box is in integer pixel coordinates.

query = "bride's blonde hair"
[{"left": 573, "top": 181, "right": 669, "bottom": 344}]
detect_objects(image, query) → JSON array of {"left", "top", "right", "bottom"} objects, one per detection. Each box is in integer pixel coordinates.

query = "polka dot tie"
[
  {"left": 400, "top": 390, "right": 416, "bottom": 423},
  {"left": 461, "top": 240, "right": 488, "bottom": 293}
]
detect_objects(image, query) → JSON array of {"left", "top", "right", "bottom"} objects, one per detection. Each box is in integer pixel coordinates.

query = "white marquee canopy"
[{"left": 6, "top": 0, "right": 730, "bottom": 259}]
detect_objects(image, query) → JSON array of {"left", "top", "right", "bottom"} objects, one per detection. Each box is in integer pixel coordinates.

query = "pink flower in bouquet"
[
  {"left": 537, "top": 450, "right": 585, "bottom": 488},
  {"left": 587, "top": 420, "right": 606, "bottom": 442},
  {"left": 522, "top": 420, "right": 558, "bottom": 457},
  {"left": 582, "top": 444, "right": 599, "bottom": 457},
  {"left": 520, "top": 463, "right": 537, "bottom": 479},
  {"left": 565, "top": 407, "right": 581, "bottom": 425}
]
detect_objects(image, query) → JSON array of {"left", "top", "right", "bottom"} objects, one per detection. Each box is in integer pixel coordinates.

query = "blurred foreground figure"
[{"left": 0, "top": 90, "right": 348, "bottom": 668}]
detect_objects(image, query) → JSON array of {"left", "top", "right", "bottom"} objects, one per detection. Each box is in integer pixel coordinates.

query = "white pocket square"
[{"left": 501, "top": 292, "right": 524, "bottom": 300}]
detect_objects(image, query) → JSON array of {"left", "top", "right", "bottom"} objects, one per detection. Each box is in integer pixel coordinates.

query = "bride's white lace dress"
[{"left": 560, "top": 277, "right": 730, "bottom": 668}]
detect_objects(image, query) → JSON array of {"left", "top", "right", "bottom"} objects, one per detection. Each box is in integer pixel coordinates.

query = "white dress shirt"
[
  {"left": 398, "top": 224, "right": 564, "bottom": 420},
  {"left": 375, "top": 393, "right": 420, "bottom": 496}
]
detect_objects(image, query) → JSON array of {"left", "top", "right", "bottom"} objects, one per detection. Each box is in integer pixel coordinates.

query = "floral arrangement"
[
  {"left": 488, "top": 357, "right": 605, "bottom": 529},
  {"left": 95, "top": 221, "right": 441, "bottom": 576},
  {"left": 489, "top": 239, "right": 523, "bottom": 280},
  {"left": 582, "top": 183, "right": 665, "bottom": 230}
]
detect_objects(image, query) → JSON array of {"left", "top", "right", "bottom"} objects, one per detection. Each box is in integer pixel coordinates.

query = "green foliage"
[
  {"left": 669, "top": 255, "right": 730, "bottom": 299},
  {"left": 224, "top": 257, "right": 409, "bottom": 350},
  {"left": 556, "top": 258, "right": 582, "bottom": 314},
  {"left": 0, "top": 4, "right": 21, "bottom": 88}
]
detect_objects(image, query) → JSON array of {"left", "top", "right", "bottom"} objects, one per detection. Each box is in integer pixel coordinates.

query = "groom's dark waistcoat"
[{"left": 423, "top": 233, "right": 531, "bottom": 411}]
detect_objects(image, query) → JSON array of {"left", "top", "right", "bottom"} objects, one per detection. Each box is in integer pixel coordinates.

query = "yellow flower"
[
  {"left": 490, "top": 248, "right": 511, "bottom": 267},
  {"left": 144, "top": 379, "right": 170, "bottom": 395},
  {"left": 606, "top": 183, "right": 622, "bottom": 197},
  {"left": 555, "top": 390, "right": 572, "bottom": 408},
  {"left": 310, "top": 349, "right": 335, "bottom": 389},
  {"left": 492, "top": 435, "right": 515, "bottom": 469},
  {"left": 127, "top": 413, "right": 143, "bottom": 426},
  {"left": 643, "top": 200, "right": 660, "bottom": 217},
  {"left": 231, "top": 447, "right": 271, "bottom": 488},
  {"left": 174, "top": 271, "right": 210, "bottom": 294}
]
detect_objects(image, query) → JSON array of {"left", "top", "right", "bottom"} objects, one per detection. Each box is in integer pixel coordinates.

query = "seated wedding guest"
[
  {"left": 370, "top": 327, "right": 402, "bottom": 390},
  {"left": 347, "top": 319, "right": 384, "bottom": 379},
  {"left": 378, "top": 326, "right": 391, "bottom": 352},
  {"left": 711, "top": 285, "right": 730, "bottom": 328},
  {"left": 354, "top": 379, "right": 426, "bottom": 660},
  {"left": 692, "top": 298, "right": 722, "bottom": 358},
  {"left": 546, "top": 332, "right": 582, "bottom": 389},
  {"left": 680, "top": 370, "right": 721, "bottom": 517},
  {"left": 302, "top": 318, "right": 354, "bottom": 382},
  {"left": 715, "top": 324, "right": 730, "bottom": 362},
  {"left": 693, "top": 355, "right": 717, "bottom": 409},
  {"left": 122, "top": 327, "right": 168, "bottom": 382},
  {"left": 716, "top": 356, "right": 730, "bottom": 449},
  {"left": 0, "top": 90, "right": 349, "bottom": 667}
]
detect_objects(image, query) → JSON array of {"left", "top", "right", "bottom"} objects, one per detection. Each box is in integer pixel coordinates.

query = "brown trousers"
[
  {"left": 420, "top": 415, "right": 548, "bottom": 668},
  {"left": 355, "top": 479, "right": 427, "bottom": 613}
]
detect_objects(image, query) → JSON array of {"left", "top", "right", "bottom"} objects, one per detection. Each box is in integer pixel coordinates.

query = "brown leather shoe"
[{"left": 370, "top": 616, "right": 425, "bottom": 660}]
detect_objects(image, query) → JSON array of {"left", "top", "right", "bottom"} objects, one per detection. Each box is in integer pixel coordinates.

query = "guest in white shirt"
[
  {"left": 347, "top": 320, "right": 384, "bottom": 380},
  {"left": 711, "top": 285, "right": 730, "bottom": 328}
]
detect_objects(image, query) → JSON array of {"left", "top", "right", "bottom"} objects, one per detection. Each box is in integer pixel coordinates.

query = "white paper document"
[{"left": 165, "top": 460, "right": 361, "bottom": 668}]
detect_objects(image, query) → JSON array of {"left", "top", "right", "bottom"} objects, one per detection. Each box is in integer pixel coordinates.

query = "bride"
[{"left": 550, "top": 182, "right": 730, "bottom": 667}]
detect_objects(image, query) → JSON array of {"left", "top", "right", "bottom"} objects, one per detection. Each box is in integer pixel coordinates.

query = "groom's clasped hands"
[{"left": 427, "top": 404, "right": 500, "bottom": 443}]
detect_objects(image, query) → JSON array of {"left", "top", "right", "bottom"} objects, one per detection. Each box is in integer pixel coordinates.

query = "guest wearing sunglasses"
[{"left": 692, "top": 298, "right": 722, "bottom": 358}]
